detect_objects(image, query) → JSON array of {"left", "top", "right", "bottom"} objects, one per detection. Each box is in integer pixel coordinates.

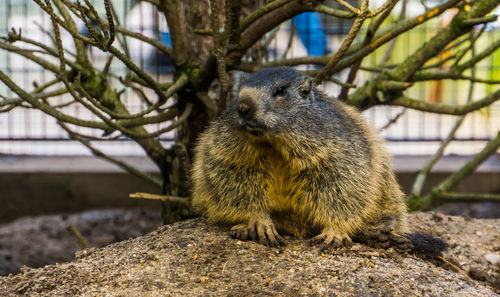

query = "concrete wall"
[{"left": 1, "top": 155, "right": 499, "bottom": 223}]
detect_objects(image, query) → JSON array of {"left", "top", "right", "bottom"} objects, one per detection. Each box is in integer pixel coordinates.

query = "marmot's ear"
[{"left": 299, "top": 78, "right": 313, "bottom": 100}]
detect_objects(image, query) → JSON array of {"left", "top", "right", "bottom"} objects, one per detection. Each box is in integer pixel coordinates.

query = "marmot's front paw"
[
  {"left": 309, "top": 228, "right": 352, "bottom": 249},
  {"left": 230, "top": 215, "right": 286, "bottom": 247}
]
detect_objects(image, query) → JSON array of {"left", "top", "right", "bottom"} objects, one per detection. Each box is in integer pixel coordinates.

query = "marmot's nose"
[
  {"left": 237, "top": 97, "right": 255, "bottom": 119},
  {"left": 237, "top": 102, "right": 251, "bottom": 117}
]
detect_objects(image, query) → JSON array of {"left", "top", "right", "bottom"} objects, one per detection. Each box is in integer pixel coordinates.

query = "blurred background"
[
  {"left": 0, "top": 0, "right": 499, "bottom": 275},
  {"left": 1, "top": 0, "right": 499, "bottom": 155}
]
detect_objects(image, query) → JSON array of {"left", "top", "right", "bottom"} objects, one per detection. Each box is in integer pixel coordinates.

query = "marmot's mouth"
[
  {"left": 245, "top": 126, "right": 266, "bottom": 137},
  {"left": 238, "top": 119, "right": 266, "bottom": 134},
  {"left": 245, "top": 124, "right": 264, "bottom": 133}
]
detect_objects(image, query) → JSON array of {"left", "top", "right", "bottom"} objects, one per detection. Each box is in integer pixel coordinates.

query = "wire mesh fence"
[{"left": 0, "top": 0, "right": 499, "bottom": 156}]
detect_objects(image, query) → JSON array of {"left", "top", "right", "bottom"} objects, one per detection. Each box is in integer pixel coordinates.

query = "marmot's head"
[{"left": 226, "top": 67, "right": 318, "bottom": 136}]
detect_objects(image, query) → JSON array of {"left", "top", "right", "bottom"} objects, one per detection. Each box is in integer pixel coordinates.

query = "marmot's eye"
[{"left": 273, "top": 86, "right": 287, "bottom": 97}]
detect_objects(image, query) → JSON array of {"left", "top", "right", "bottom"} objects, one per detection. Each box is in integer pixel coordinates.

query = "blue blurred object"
[
  {"left": 292, "top": 12, "right": 327, "bottom": 56},
  {"left": 159, "top": 31, "right": 172, "bottom": 48},
  {"left": 149, "top": 30, "right": 174, "bottom": 72}
]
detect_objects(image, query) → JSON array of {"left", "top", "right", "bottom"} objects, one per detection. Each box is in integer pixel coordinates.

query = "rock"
[
  {"left": 485, "top": 253, "right": 500, "bottom": 265},
  {"left": 0, "top": 212, "right": 499, "bottom": 296}
]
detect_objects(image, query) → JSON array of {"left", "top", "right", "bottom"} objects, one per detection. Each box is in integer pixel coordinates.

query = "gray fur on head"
[{"left": 221, "top": 67, "right": 324, "bottom": 135}]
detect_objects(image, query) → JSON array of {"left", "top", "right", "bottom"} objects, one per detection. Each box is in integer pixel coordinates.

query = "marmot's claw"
[
  {"left": 230, "top": 224, "right": 248, "bottom": 240},
  {"left": 309, "top": 230, "right": 352, "bottom": 249},
  {"left": 230, "top": 217, "right": 286, "bottom": 247},
  {"left": 388, "top": 233, "right": 408, "bottom": 244},
  {"left": 259, "top": 223, "right": 287, "bottom": 247}
]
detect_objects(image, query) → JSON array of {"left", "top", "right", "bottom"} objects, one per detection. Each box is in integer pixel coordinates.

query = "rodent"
[{"left": 191, "top": 67, "right": 446, "bottom": 253}]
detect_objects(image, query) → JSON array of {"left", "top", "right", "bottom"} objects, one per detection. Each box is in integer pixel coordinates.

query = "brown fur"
[{"left": 191, "top": 67, "right": 409, "bottom": 247}]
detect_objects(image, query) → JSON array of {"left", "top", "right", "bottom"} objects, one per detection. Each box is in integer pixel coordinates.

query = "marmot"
[{"left": 192, "top": 67, "right": 445, "bottom": 253}]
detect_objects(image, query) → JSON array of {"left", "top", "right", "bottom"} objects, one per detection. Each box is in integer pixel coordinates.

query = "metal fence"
[{"left": 1, "top": 0, "right": 499, "bottom": 156}]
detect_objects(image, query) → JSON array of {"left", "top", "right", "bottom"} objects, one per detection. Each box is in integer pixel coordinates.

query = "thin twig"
[
  {"left": 239, "top": 0, "right": 292, "bottom": 33},
  {"left": 282, "top": 25, "right": 296, "bottom": 59},
  {"left": 410, "top": 34, "right": 478, "bottom": 198},
  {"left": 0, "top": 88, "right": 68, "bottom": 107},
  {"left": 417, "top": 131, "right": 500, "bottom": 210},
  {"left": 103, "top": 0, "right": 115, "bottom": 49},
  {"left": 67, "top": 224, "right": 90, "bottom": 249},
  {"left": 438, "top": 192, "right": 500, "bottom": 202},
  {"left": 0, "top": 70, "right": 107, "bottom": 129},
  {"left": 369, "top": 0, "right": 399, "bottom": 17},
  {"left": 59, "top": 121, "right": 163, "bottom": 187},
  {"left": 266, "top": 0, "right": 459, "bottom": 75},
  {"left": 437, "top": 256, "right": 472, "bottom": 281},
  {"left": 410, "top": 116, "right": 465, "bottom": 196},
  {"left": 333, "top": 0, "right": 360, "bottom": 15},
  {"left": 379, "top": 0, "right": 407, "bottom": 66},
  {"left": 314, "top": 4, "right": 355, "bottom": 19},
  {"left": 129, "top": 192, "right": 190, "bottom": 207},
  {"left": 378, "top": 108, "right": 406, "bottom": 131},
  {"left": 314, "top": 0, "right": 369, "bottom": 84},
  {"left": 61, "top": 0, "right": 172, "bottom": 56},
  {"left": 338, "top": 0, "right": 398, "bottom": 100},
  {"left": 391, "top": 89, "right": 500, "bottom": 115}
]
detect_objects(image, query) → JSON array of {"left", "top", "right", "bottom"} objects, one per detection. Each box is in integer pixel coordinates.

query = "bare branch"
[
  {"left": 461, "top": 15, "right": 498, "bottom": 27},
  {"left": 44, "top": 0, "right": 66, "bottom": 74},
  {"left": 264, "top": 0, "right": 459, "bottom": 71},
  {"left": 411, "top": 116, "right": 465, "bottom": 197},
  {"left": 348, "top": 0, "right": 499, "bottom": 109},
  {"left": 409, "top": 32, "right": 478, "bottom": 203},
  {"left": 3, "top": 29, "right": 77, "bottom": 66},
  {"left": 416, "top": 130, "right": 500, "bottom": 210},
  {"left": 59, "top": 122, "right": 162, "bottom": 187},
  {"left": 391, "top": 88, "right": 500, "bottom": 115},
  {"left": 281, "top": 25, "right": 296, "bottom": 59},
  {"left": 314, "top": 0, "right": 369, "bottom": 84},
  {"left": 369, "top": 0, "right": 399, "bottom": 17},
  {"left": 411, "top": 70, "right": 500, "bottom": 84},
  {"left": 333, "top": 0, "right": 360, "bottom": 15},
  {"left": 111, "top": 74, "right": 188, "bottom": 120},
  {"left": 313, "top": 4, "right": 355, "bottom": 19},
  {"left": 67, "top": 224, "right": 90, "bottom": 249},
  {"left": 129, "top": 192, "right": 190, "bottom": 207},
  {"left": 379, "top": 0, "right": 407, "bottom": 65},
  {"left": 103, "top": 0, "right": 115, "bottom": 49},
  {"left": 225, "top": 0, "right": 242, "bottom": 45},
  {"left": 0, "top": 41, "right": 61, "bottom": 74},
  {"left": 210, "top": 0, "right": 231, "bottom": 113},
  {"left": 344, "top": 0, "right": 461, "bottom": 61},
  {"left": 239, "top": 0, "right": 293, "bottom": 33},
  {"left": 134, "top": 103, "right": 193, "bottom": 138},
  {"left": 233, "top": 0, "right": 320, "bottom": 66},
  {"left": 158, "top": 0, "right": 188, "bottom": 66},
  {"left": 0, "top": 88, "right": 68, "bottom": 107},
  {"left": 0, "top": 70, "right": 107, "bottom": 129},
  {"left": 378, "top": 108, "right": 406, "bottom": 131},
  {"left": 390, "top": 0, "right": 500, "bottom": 82},
  {"left": 52, "top": 0, "right": 90, "bottom": 66},
  {"left": 338, "top": 0, "right": 399, "bottom": 100},
  {"left": 457, "top": 37, "right": 500, "bottom": 71},
  {"left": 437, "top": 192, "right": 500, "bottom": 202},
  {"left": 66, "top": 1, "right": 173, "bottom": 56}
]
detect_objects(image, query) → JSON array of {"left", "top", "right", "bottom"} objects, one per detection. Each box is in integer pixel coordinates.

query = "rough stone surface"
[
  {"left": 0, "top": 209, "right": 162, "bottom": 276},
  {"left": 0, "top": 212, "right": 499, "bottom": 296}
]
